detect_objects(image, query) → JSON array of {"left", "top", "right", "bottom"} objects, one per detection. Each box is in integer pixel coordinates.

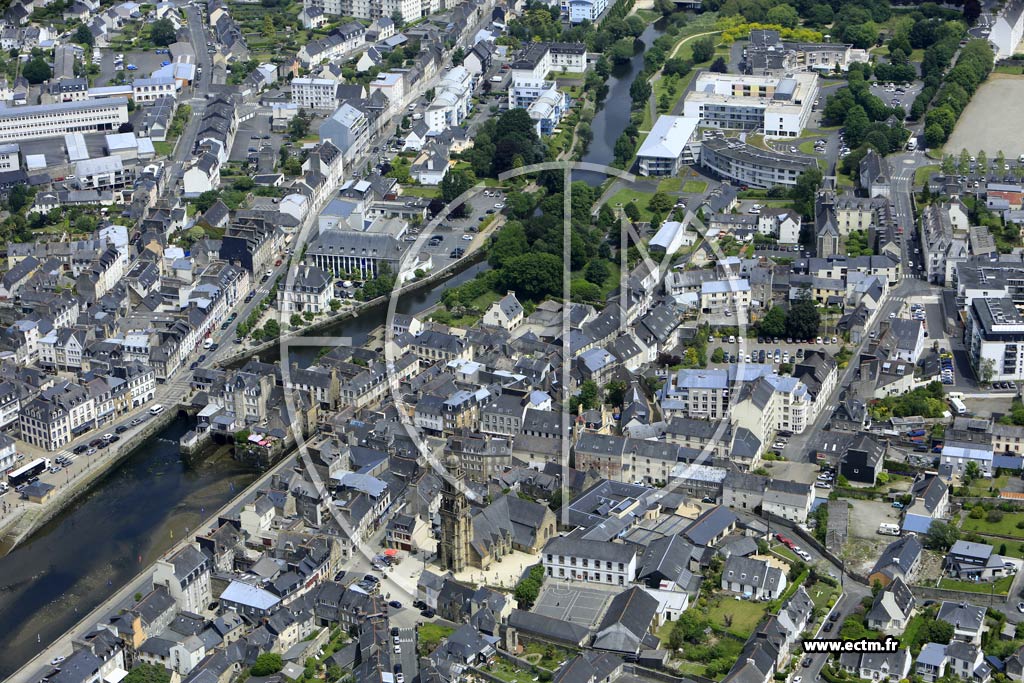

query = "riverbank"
[
  {"left": 219, "top": 217, "right": 497, "bottom": 368},
  {"left": 0, "top": 407, "right": 178, "bottom": 555},
  {"left": 4, "top": 446, "right": 292, "bottom": 683}
]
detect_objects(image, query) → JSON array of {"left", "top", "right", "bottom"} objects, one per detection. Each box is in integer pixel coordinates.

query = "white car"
[
  {"left": 494, "top": 203, "right": 505, "bottom": 209},
  {"left": 798, "top": 550, "right": 812, "bottom": 561},
  {"left": 461, "top": 234, "right": 473, "bottom": 241},
  {"left": 50, "top": 657, "right": 65, "bottom": 666},
  {"left": 889, "top": 312, "right": 896, "bottom": 319}
]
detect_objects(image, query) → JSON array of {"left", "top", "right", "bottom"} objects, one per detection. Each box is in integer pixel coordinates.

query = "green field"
[
  {"left": 607, "top": 187, "right": 655, "bottom": 221},
  {"left": 961, "top": 511, "right": 1024, "bottom": 536},
  {"left": 683, "top": 180, "right": 708, "bottom": 193},
  {"left": 938, "top": 575, "right": 1013, "bottom": 595},
  {"left": 708, "top": 597, "right": 769, "bottom": 637},
  {"left": 914, "top": 164, "right": 940, "bottom": 186},
  {"left": 400, "top": 186, "right": 441, "bottom": 198},
  {"left": 417, "top": 623, "right": 454, "bottom": 656}
]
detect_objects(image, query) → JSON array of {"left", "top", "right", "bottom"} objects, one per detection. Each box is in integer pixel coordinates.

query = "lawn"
[
  {"left": 153, "top": 141, "right": 174, "bottom": 157},
  {"left": 608, "top": 187, "right": 655, "bottom": 221},
  {"left": 772, "top": 543, "right": 799, "bottom": 563},
  {"left": 977, "top": 536, "right": 1024, "bottom": 558},
  {"left": 899, "top": 613, "right": 929, "bottom": 650},
  {"left": 708, "top": 597, "right": 769, "bottom": 637},
  {"left": 417, "top": 623, "right": 454, "bottom": 656},
  {"left": 644, "top": 67, "right": 698, "bottom": 130},
  {"left": 996, "top": 65, "right": 1024, "bottom": 75},
  {"left": 683, "top": 180, "right": 708, "bottom": 193},
  {"left": 658, "top": 177, "right": 682, "bottom": 193},
  {"left": 806, "top": 581, "right": 839, "bottom": 613},
  {"left": 486, "top": 658, "right": 541, "bottom": 683},
  {"left": 961, "top": 511, "right": 1024, "bottom": 536},
  {"left": 522, "top": 642, "right": 573, "bottom": 670},
  {"left": 401, "top": 185, "right": 441, "bottom": 198},
  {"left": 799, "top": 139, "right": 824, "bottom": 155},
  {"left": 938, "top": 575, "right": 1013, "bottom": 595},
  {"left": 914, "top": 164, "right": 940, "bottom": 186},
  {"left": 964, "top": 474, "right": 1010, "bottom": 497}
]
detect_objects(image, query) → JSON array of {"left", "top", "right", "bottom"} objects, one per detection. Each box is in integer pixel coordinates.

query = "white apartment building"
[
  {"left": 153, "top": 545, "right": 212, "bottom": 614},
  {"left": 292, "top": 77, "right": 338, "bottom": 111},
  {"left": 636, "top": 115, "right": 699, "bottom": 176},
  {"left": 75, "top": 155, "right": 133, "bottom": 192},
  {"left": 132, "top": 77, "right": 177, "bottom": 103},
  {"left": 566, "top": 0, "right": 607, "bottom": 23},
  {"left": 699, "top": 278, "right": 751, "bottom": 315},
  {"left": 683, "top": 72, "right": 818, "bottom": 138},
  {"left": 19, "top": 381, "right": 96, "bottom": 451},
  {"left": 0, "top": 143, "right": 19, "bottom": 170},
  {"left": 966, "top": 297, "right": 1024, "bottom": 381},
  {"left": 425, "top": 66, "right": 473, "bottom": 134},
  {"left": 0, "top": 98, "right": 129, "bottom": 142},
  {"left": 509, "top": 42, "right": 588, "bottom": 81},
  {"left": 278, "top": 265, "right": 333, "bottom": 314},
  {"left": 368, "top": 72, "right": 405, "bottom": 113},
  {"left": 700, "top": 137, "right": 817, "bottom": 188},
  {"left": 542, "top": 536, "right": 637, "bottom": 586}
]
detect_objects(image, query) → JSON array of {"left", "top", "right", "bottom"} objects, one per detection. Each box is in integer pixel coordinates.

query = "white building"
[
  {"left": 509, "top": 42, "right": 588, "bottom": 81},
  {"left": 966, "top": 297, "right": 1024, "bottom": 381},
  {"left": 153, "top": 545, "right": 212, "bottom": 614},
  {"left": 542, "top": 536, "right": 637, "bottom": 586},
  {"left": 292, "top": 77, "right": 338, "bottom": 111},
  {"left": 683, "top": 72, "right": 819, "bottom": 138},
  {"left": 989, "top": 0, "right": 1024, "bottom": 59},
  {"left": 636, "top": 115, "right": 699, "bottom": 176},
  {"left": 132, "top": 77, "right": 177, "bottom": 103},
  {"left": 567, "top": 0, "right": 607, "bottom": 23},
  {"left": 319, "top": 103, "right": 370, "bottom": 163},
  {"left": 0, "top": 98, "right": 129, "bottom": 142},
  {"left": 425, "top": 66, "right": 473, "bottom": 134},
  {"left": 278, "top": 265, "right": 333, "bottom": 314},
  {"left": 700, "top": 137, "right": 817, "bottom": 188}
]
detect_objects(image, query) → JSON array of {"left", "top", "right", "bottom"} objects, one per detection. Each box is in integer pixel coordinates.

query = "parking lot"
[
  {"left": 868, "top": 81, "right": 924, "bottom": 117},
  {"left": 847, "top": 498, "right": 905, "bottom": 540},
  {"left": 229, "top": 114, "right": 282, "bottom": 164},
  {"left": 95, "top": 49, "right": 170, "bottom": 87},
  {"left": 532, "top": 581, "right": 617, "bottom": 629}
]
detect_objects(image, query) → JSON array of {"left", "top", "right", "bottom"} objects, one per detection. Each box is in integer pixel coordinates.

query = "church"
[{"left": 439, "top": 455, "right": 557, "bottom": 572}]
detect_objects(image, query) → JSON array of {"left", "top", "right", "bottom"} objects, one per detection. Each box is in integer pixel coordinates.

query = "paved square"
[{"left": 532, "top": 581, "right": 618, "bottom": 629}]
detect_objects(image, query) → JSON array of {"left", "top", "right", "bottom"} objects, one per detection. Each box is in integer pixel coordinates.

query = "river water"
[
  {"left": 0, "top": 18, "right": 665, "bottom": 674},
  {"left": 575, "top": 18, "right": 666, "bottom": 186},
  {"left": 0, "top": 417, "right": 256, "bottom": 678},
  {"left": 0, "top": 260, "right": 490, "bottom": 678}
]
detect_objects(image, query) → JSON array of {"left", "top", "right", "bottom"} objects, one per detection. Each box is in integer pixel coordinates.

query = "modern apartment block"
[
  {"left": 965, "top": 297, "right": 1024, "bottom": 381},
  {"left": 700, "top": 137, "right": 816, "bottom": 189},
  {"left": 683, "top": 72, "right": 818, "bottom": 138}
]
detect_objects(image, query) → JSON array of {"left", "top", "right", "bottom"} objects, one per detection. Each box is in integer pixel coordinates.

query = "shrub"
[{"left": 988, "top": 509, "right": 1005, "bottom": 523}]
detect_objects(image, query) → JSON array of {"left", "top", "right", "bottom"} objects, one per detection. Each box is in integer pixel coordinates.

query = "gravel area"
[{"left": 947, "top": 74, "right": 1024, "bottom": 157}]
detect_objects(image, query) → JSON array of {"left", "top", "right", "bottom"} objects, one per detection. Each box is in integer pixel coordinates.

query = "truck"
[{"left": 950, "top": 396, "right": 967, "bottom": 415}]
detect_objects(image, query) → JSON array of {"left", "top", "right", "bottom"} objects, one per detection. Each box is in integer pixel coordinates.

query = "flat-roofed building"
[
  {"left": 700, "top": 137, "right": 816, "bottom": 189},
  {"left": 636, "top": 115, "right": 699, "bottom": 176},
  {"left": 0, "top": 98, "right": 129, "bottom": 142},
  {"left": 684, "top": 72, "right": 818, "bottom": 138}
]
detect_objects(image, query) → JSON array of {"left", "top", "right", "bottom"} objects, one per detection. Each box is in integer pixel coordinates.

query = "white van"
[
  {"left": 878, "top": 523, "right": 901, "bottom": 536},
  {"left": 149, "top": 404, "right": 165, "bottom": 416},
  {"left": 203, "top": 338, "right": 214, "bottom": 350},
  {"left": 906, "top": 138, "right": 917, "bottom": 151}
]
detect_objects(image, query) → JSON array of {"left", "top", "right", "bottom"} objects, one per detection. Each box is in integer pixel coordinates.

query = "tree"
[
  {"left": 23, "top": 56, "right": 51, "bottom": 84},
  {"left": 123, "top": 664, "right": 171, "bottom": 683},
  {"left": 924, "top": 123, "right": 945, "bottom": 149},
  {"left": 691, "top": 35, "right": 715, "bottom": 63},
  {"left": 759, "top": 306, "right": 787, "bottom": 338},
  {"left": 964, "top": 0, "right": 982, "bottom": 23},
  {"left": 500, "top": 253, "right": 562, "bottom": 301},
  {"left": 583, "top": 259, "right": 610, "bottom": 286},
  {"left": 648, "top": 191, "right": 675, "bottom": 215},
  {"left": 710, "top": 56, "right": 728, "bottom": 73},
  {"left": 785, "top": 295, "right": 821, "bottom": 340},
  {"left": 252, "top": 653, "right": 284, "bottom": 677},
  {"left": 262, "top": 14, "right": 275, "bottom": 37},
  {"left": 980, "top": 357, "right": 996, "bottom": 385},
  {"left": 149, "top": 18, "right": 177, "bottom": 46},
  {"left": 452, "top": 46, "right": 465, "bottom": 65},
  {"left": 766, "top": 3, "right": 799, "bottom": 28},
  {"left": 668, "top": 610, "right": 708, "bottom": 649},
  {"left": 790, "top": 167, "right": 823, "bottom": 218},
  {"left": 605, "top": 380, "right": 628, "bottom": 407},
  {"left": 514, "top": 577, "right": 541, "bottom": 608},
  {"left": 711, "top": 347, "right": 725, "bottom": 363},
  {"left": 290, "top": 313, "right": 304, "bottom": 328},
  {"left": 920, "top": 619, "right": 955, "bottom": 644},
  {"left": 977, "top": 149, "right": 988, "bottom": 170},
  {"left": 964, "top": 460, "right": 982, "bottom": 484},
  {"left": 924, "top": 519, "right": 960, "bottom": 551},
  {"left": 941, "top": 154, "right": 956, "bottom": 176},
  {"left": 74, "top": 24, "right": 94, "bottom": 46},
  {"left": 489, "top": 222, "right": 529, "bottom": 269},
  {"left": 440, "top": 169, "right": 476, "bottom": 216}
]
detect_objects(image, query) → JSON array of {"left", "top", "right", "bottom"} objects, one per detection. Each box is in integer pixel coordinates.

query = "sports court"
[{"left": 532, "top": 580, "right": 618, "bottom": 629}]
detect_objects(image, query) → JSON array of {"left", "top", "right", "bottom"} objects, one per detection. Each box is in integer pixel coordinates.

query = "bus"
[
  {"left": 950, "top": 397, "right": 967, "bottom": 415},
  {"left": 8, "top": 457, "right": 50, "bottom": 487}
]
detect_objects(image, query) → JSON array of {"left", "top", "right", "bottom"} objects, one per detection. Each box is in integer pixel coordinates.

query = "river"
[
  {"left": 0, "top": 17, "right": 665, "bottom": 674},
  {"left": 0, "top": 259, "right": 490, "bottom": 678},
  {"left": 575, "top": 18, "right": 667, "bottom": 186},
  {"left": 0, "top": 416, "right": 256, "bottom": 679}
]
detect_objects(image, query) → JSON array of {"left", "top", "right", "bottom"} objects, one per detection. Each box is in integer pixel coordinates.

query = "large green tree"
[
  {"left": 759, "top": 306, "right": 787, "bottom": 338},
  {"left": 691, "top": 35, "right": 715, "bottom": 63},
  {"left": 23, "top": 57, "right": 51, "bottom": 84},
  {"left": 785, "top": 295, "right": 821, "bottom": 340},
  {"left": 500, "top": 252, "right": 563, "bottom": 301},
  {"left": 149, "top": 18, "right": 177, "bottom": 46}
]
